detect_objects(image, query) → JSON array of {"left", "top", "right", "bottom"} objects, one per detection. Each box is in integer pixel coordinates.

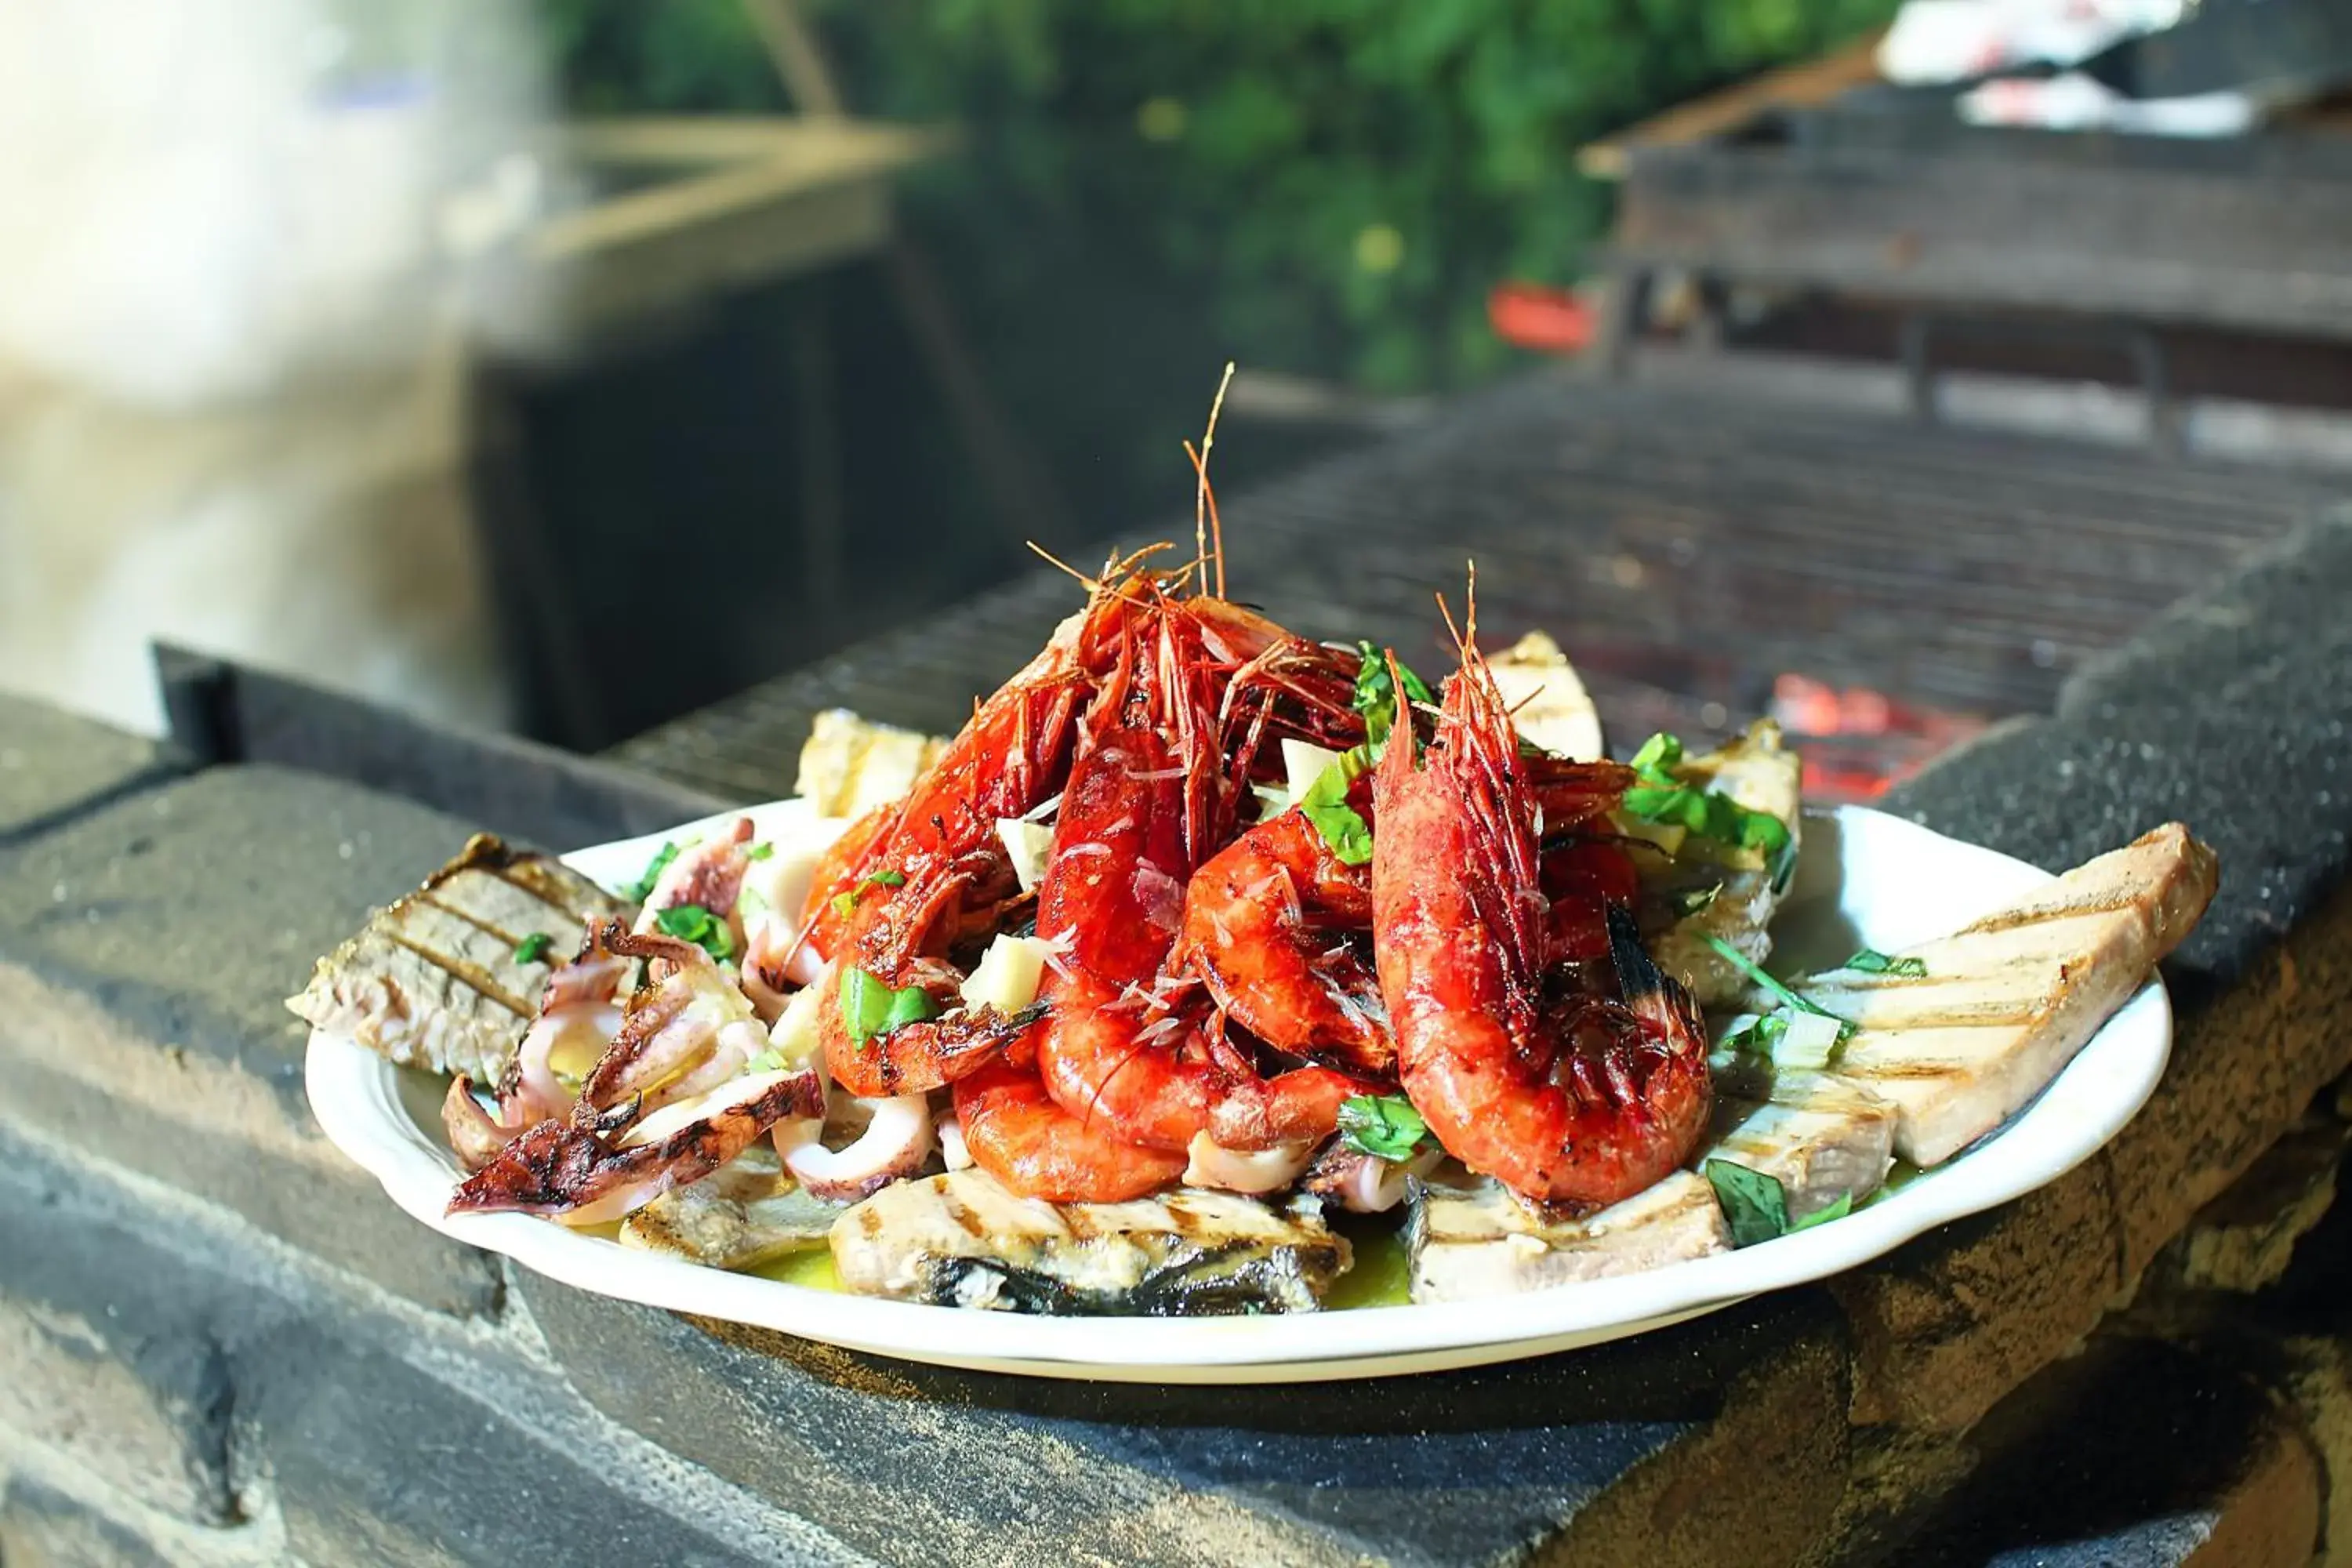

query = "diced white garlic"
[{"left": 960, "top": 935, "right": 1051, "bottom": 1013}]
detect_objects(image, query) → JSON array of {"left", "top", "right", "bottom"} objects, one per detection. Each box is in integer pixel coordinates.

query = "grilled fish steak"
[
  {"left": 1708, "top": 1065, "right": 1899, "bottom": 1223},
  {"left": 1646, "top": 723, "right": 1803, "bottom": 1007},
  {"left": 1406, "top": 1170, "right": 1730, "bottom": 1305},
  {"left": 795, "top": 709, "right": 949, "bottom": 819},
  {"left": 1774, "top": 822, "right": 2218, "bottom": 1166},
  {"left": 619, "top": 1146, "right": 842, "bottom": 1270},
  {"left": 287, "top": 833, "right": 627, "bottom": 1083},
  {"left": 831, "top": 1168, "right": 1351, "bottom": 1314}
]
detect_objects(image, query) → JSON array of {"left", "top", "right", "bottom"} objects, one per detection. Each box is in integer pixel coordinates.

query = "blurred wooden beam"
[{"left": 1578, "top": 31, "right": 1888, "bottom": 181}]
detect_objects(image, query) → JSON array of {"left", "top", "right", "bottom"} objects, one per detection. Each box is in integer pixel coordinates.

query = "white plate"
[{"left": 305, "top": 802, "right": 2170, "bottom": 1382}]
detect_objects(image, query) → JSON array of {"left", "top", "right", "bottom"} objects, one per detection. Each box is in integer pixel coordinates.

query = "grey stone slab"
[
  {"left": 1888, "top": 1335, "right": 2307, "bottom": 1568},
  {"left": 0, "top": 691, "right": 184, "bottom": 844},
  {"left": 517, "top": 1269, "right": 1852, "bottom": 1568},
  {"left": 0, "top": 762, "right": 481, "bottom": 1092},
  {"left": 0, "top": 1124, "right": 829, "bottom": 1568},
  {"left": 0, "top": 1476, "right": 185, "bottom": 1568},
  {"left": 1885, "top": 503, "right": 2352, "bottom": 998},
  {"left": 2060, "top": 506, "right": 2352, "bottom": 723},
  {"left": 0, "top": 764, "right": 504, "bottom": 1314},
  {"left": 1883, "top": 703, "right": 2348, "bottom": 996},
  {"left": 0, "top": 1134, "right": 239, "bottom": 1526}
]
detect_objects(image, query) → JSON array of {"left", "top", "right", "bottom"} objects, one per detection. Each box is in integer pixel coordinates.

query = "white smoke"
[{"left": 0, "top": 0, "right": 570, "bottom": 734}]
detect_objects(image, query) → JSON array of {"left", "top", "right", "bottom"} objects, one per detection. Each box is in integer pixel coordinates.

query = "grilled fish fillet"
[
  {"left": 830, "top": 1169, "right": 1351, "bottom": 1314},
  {"left": 794, "top": 710, "right": 947, "bottom": 819},
  {"left": 1406, "top": 1171, "right": 1730, "bottom": 1305},
  {"left": 619, "top": 1145, "right": 841, "bottom": 1270},
  {"left": 1707, "top": 1066, "right": 1899, "bottom": 1223},
  {"left": 1646, "top": 722, "right": 1803, "bottom": 1007},
  {"left": 1490, "top": 631, "right": 1605, "bottom": 761},
  {"left": 1773, "top": 822, "right": 2218, "bottom": 1167},
  {"left": 286, "top": 833, "right": 628, "bottom": 1083}
]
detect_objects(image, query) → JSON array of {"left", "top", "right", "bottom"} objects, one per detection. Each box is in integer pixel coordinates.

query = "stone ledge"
[
  {"left": 0, "top": 1121, "right": 855, "bottom": 1568},
  {"left": 0, "top": 690, "right": 186, "bottom": 844},
  {"left": 1875, "top": 1332, "right": 2321, "bottom": 1567},
  {"left": 0, "top": 763, "right": 510, "bottom": 1315},
  {"left": 520, "top": 1266, "right": 1851, "bottom": 1568},
  {"left": 1829, "top": 879, "right": 2352, "bottom": 1434}
]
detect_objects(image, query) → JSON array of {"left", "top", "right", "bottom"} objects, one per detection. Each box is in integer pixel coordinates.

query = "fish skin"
[
  {"left": 287, "top": 833, "right": 629, "bottom": 1083},
  {"left": 620, "top": 1145, "right": 843, "bottom": 1270},
  {"left": 830, "top": 1168, "right": 1351, "bottom": 1315}
]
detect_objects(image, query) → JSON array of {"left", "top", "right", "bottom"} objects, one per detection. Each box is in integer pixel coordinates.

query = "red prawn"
[
  {"left": 1371, "top": 636, "right": 1711, "bottom": 1207},
  {"left": 1032, "top": 605, "right": 1371, "bottom": 1153}
]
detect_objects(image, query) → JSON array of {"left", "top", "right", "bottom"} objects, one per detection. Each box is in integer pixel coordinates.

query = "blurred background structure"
[
  {"left": 5, "top": 0, "right": 2349, "bottom": 769},
  {"left": 0, "top": 0, "right": 1895, "bottom": 746}
]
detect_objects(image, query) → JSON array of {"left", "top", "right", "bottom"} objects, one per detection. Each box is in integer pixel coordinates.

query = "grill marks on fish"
[
  {"left": 288, "top": 834, "right": 627, "bottom": 1083},
  {"left": 1406, "top": 1170, "right": 1730, "bottom": 1304},
  {"left": 1763, "top": 823, "right": 2217, "bottom": 1167},
  {"left": 829, "top": 1169, "right": 1350, "bottom": 1315}
]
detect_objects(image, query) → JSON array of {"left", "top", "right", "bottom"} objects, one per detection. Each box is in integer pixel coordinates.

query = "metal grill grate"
[{"left": 611, "top": 371, "right": 2342, "bottom": 803}]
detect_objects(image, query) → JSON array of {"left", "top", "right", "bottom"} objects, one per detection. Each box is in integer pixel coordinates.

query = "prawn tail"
[{"left": 1606, "top": 904, "right": 1704, "bottom": 1051}]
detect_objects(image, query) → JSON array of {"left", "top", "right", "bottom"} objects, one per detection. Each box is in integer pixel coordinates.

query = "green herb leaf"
[
  {"left": 1845, "top": 948, "right": 1927, "bottom": 978},
  {"left": 743, "top": 1048, "right": 787, "bottom": 1075},
  {"left": 1298, "top": 747, "right": 1375, "bottom": 866},
  {"left": 1700, "top": 933, "right": 1851, "bottom": 1040},
  {"left": 1352, "top": 642, "right": 1433, "bottom": 749},
  {"left": 1789, "top": 1192, "right": 1853, "bottom": 1232},
  {"left": 653, "top": 902, "right": 735, "bottom": 963},
  {"left": 1630, "top": 731, "right": 1683, "bottom": 779},
  {"left": 839, "top": 967, "right": 942, "bottom": 1046},
  {"left": 1621, "top": 734, "right": 1796, "bottom": 884},
  {"left": 513, "top": 931, "right": 554, "bottom": 966},
  {"left": 745, "top": 841, "right": 775, "bottom": 862},
  {"left": 1338, "top": 1094, "right": 1430, "bottom": 1161},
  {"left": 1704, "top": 1159, "right": 1790, "bottom": 1247},
  {"left": 1665, "top": 883, "right": 1723, "bottom": 919},
  {"left": 621, "top": 840, "right": 681, "bottom": 903},
  {"left": 1721, "top": 1011, "right": 1790, "bottom": 1054},
  {"left": 1706, "top": 1159, "right": 1853, "bottom": 1244},
  {"left": 828, "top": 868, "right": 908, "bottom": 920}
]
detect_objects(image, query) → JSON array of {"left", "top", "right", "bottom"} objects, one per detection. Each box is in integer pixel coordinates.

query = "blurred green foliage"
[
  {"left": 543, "top": 0, "right": 1892, "bottom": 394},
  {"left": 538, "top": 0, "right": 1893, "bottom": 550}
]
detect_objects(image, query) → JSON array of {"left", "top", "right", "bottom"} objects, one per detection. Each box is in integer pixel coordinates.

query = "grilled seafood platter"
[{"left": 292, "top": 546, "right": 2216, "bottom": 1319}]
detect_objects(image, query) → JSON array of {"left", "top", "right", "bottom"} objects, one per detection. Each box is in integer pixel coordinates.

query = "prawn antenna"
[
  {"left": 1028, "top": 540, "right": 1102, "bottom": 593},
  {"left": 1188, "top": 361, "right": 1235, "bottom": 600}
]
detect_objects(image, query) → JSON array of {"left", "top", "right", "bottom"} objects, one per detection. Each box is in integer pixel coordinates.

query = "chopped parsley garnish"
[
  {"left": 839, "top": 966, "right": 942, "bottom": 1046},
  {"left": 1846, "top": 947, "right": 1927, "bottom": 978},
  {"left": 745, "top": 840, "right": 775, "bottom": 861},
  {"left": 1621, "top": 732, "right": 1796, "bottom": 889},
  {"left": 743, "top": 1047, "right": 788, "bottom": 1074},
  {"left": 1338, "top": 1094, "right": 1431, "bottom": 1162},
  {"left": 1721, "top": 1011, "right": 1791, "bottom": 1055},
  {"left": 1665, "top": 883, "right": 1723, "bottom": 920},
  {"left": 1704, "top": 1159, "right": 1853, "bottom": 1247},
  {"left": 653, "top": 902, "right": 735, "bottom": 963},
  {"left": 829, "top": 868, "right": 907, "bottom": 919},
  {"left": 513, "top": 931, "right": 554, "bottom": 966},
  {"left": 1700, "top": 933, "right": 1850, "bottom": 1040},
  {"left": 1298, "top": 747, "right": 1375, "bottom": 866},
  {"left": 1352, "top": 642, "right": 1433, "bottom": 750},
  {"left": 621, "top": 840, "right": 681, "bottom": 903}
]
